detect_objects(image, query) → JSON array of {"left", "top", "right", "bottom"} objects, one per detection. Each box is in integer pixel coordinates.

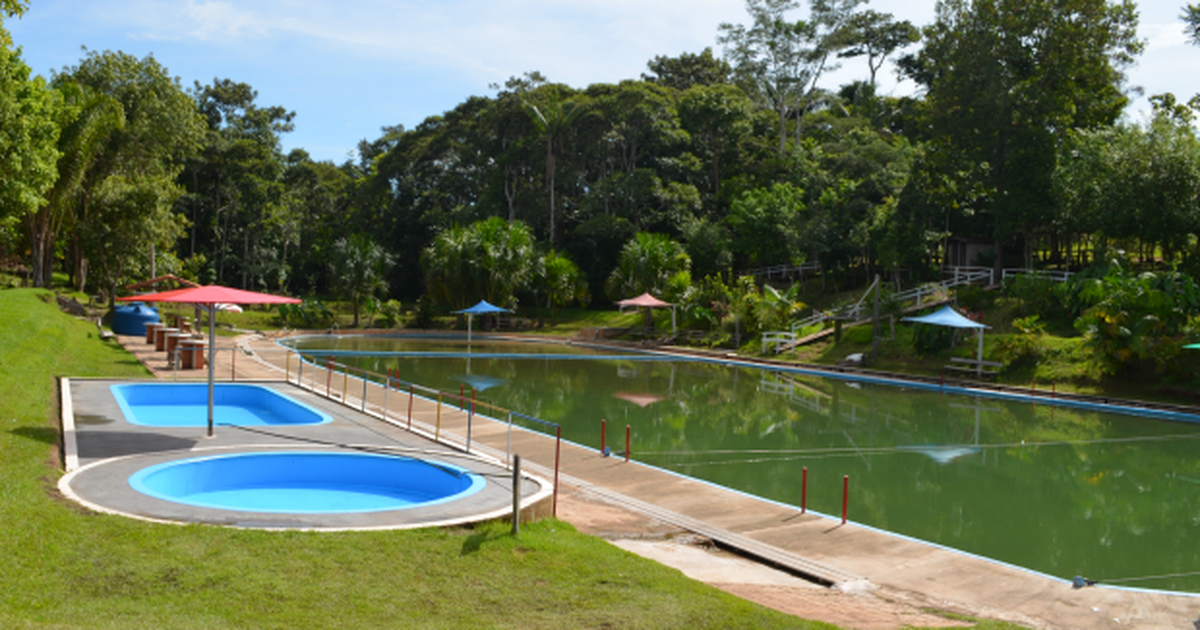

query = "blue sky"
[{"left": 6, "top": 0, "right": 1197, "bottom": 163}]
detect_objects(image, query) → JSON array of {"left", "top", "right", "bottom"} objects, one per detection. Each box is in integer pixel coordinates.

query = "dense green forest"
[{"left": 3, "top": 0, "right": 1200, "bottom": 328}]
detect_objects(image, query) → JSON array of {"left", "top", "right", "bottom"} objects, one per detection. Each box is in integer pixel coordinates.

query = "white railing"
[
  {"left": 765, "top": 268, "right": 993, "bottom": 354},
  {"left": 747, "top": 261, "right": 821, "bottom": 280},
  {"left": 761, "top": 331, "right": 797, "bottom": 354},
  {"left": 943, "top": 266, "right": 995, "bottom": 286},
  {"left": 1001, "top": 268, "right": 1073, "bottom": 283}
]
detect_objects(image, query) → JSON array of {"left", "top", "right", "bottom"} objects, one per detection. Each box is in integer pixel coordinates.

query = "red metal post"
[
  {"left": 553, "top": 426, "right": 562, "bottom": 518},
  {"left": 801, "top": 467, "right": 808, "bottom": 514},
  {"left": 1052, "top": 382, "right": 1056, "bottom": 398},
  {"left": 600, "top": 419, "right": 606, "bottom": 455},
  {"left": 459, "top": 384, "right": 464, "bottom": 410},
  {"left": 842, "top": 475, "right": 849, "bottom": 524},
  {"left": 625, "top": 425, "right": 630, "bottom": 462}
]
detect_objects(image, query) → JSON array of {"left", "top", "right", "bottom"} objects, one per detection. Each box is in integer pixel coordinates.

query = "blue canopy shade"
[
  {"left": 454, "top": 300, "right": 511, "bottom": 315},
  {"left": 901, "top": 305, "right": 988, "bottom": 329}
]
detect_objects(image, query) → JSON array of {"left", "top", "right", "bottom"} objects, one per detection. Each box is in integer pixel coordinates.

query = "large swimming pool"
[{"left": 287, "top": 335, "right": 1200, "bottom": 593}]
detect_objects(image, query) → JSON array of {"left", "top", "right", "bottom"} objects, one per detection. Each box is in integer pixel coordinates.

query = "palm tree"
[
  {"left": 422, "top": 218, "right": 540, "bottom": 312},
  {"left": 28, "top": 81, "right": 124, "bottom": 288},
  {"left": 538, "top": 250, "right": 589, "bottom": 323},
  {"left": 422, "top": 224, "right": 478, "bottom": 311},
  {"left": 523, "top": 99, "right": 582, "bottom": 247},
  {"left": 606, "top": 232, "right": 692, "bottom": 329},
  {"left": 473, "top": 216, "right": 537, "bottom": 308},
  {"left": 331, "top": 234, "right": 393, "bottom": 327}
]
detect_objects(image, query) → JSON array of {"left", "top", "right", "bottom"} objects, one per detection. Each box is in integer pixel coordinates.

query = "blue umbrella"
[{"left": 453, "top": 300, "right": 511, "bottom": 347}]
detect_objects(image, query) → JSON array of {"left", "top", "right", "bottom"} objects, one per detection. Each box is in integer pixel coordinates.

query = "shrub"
[
  {"left": 277, "top": 300, "right": 334, "bottom": 329},
  {"left": 993, "top": 315, "right": 1046, "bottom": 368},
  {"left": 912, "top": 322, "right": 954, "bottom": 356}
]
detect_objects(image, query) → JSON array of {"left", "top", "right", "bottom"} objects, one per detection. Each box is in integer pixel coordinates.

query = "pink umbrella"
[
  {"left": 616, "top": 292, "right": 676, "bottom": 335},
  {"left": 118, "top": 285, "right": 301, "bottom": 437}
]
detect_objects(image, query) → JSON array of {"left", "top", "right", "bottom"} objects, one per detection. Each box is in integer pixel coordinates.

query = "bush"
[
  {"left": 277, "top": 300, "right": 335, "bottom": 329},
  {"left": 1004, "top": 273, "right": 1063, "bottom": 319},
  {"left": 993, "top": 315, "right": 1046, "bottom": 368},
  {"left": 955, "top": 285, "right": 995, "bottom": 311},
  {"left": 912, "top": 322, "right": 954, "bottom": 356},
  {"left": 412, "top": 295, "right": 435, "bottom": 329},
  {"left": 378, "top": 299, "right": 404, "bottom": 328}
]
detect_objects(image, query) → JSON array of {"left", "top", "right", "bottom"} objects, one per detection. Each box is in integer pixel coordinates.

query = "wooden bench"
[{"left": 943, "top": 357, "right": 1003, "bottom": 378}]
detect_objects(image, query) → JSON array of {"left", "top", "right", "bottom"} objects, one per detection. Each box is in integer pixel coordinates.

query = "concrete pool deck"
[{"left": 106, "top": 331, "right": 1200, "bottom": 629}]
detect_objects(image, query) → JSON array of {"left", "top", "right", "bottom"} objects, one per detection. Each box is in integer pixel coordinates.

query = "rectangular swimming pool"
[{"left": 111, "top": 383, "right": 332, "bottom": 427}]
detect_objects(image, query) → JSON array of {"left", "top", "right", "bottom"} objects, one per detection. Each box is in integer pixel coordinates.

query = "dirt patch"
[{"left": 556, "top": 486, "right": 974, "bottom": 630}]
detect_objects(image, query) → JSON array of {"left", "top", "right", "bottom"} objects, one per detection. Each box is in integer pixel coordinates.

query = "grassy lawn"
[{"left": 0, "top": 288, "right": 826, "bottom": 629}]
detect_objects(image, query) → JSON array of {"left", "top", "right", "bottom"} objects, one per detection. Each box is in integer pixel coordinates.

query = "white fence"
[{"left": 747, "top": 262, "right": 821, "bottom": 280}]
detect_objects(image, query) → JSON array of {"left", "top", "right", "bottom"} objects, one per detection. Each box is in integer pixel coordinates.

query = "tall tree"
[
  {"left": 524, "top": 97, "right": 583, "bottom": 247},
  {"left": 27, "top": 80, "right": 123, "bottom": 289},
  {"left": 905, "top": 0, "right": 1142, "bottom": 272},
  {"left": 838, "top": 10, "right": 920, "bottom": 87},
  {"left": 719, "top": 0, "right": 864, "bottom": 156},
  {"left": 51, "top": 49, "right": 204, "bottom": 295},
  {"left": 1184, "top": 4, "right": 1200, "bottom": 45},
  {"left": 181, "top": 78, "right": 295, "bottom": 289},
  {"left": 642, "top": 48, "right": 732, "bottom": 91},
  {"left": 1, "top": 0, "right": 27, "bottom": 17},
  {"left": 0, "top": 20, "right": 59, "bottom": 267}
]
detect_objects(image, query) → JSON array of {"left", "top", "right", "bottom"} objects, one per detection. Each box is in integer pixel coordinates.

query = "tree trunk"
[
  {"left": 546, "top": 138, "right": 557, "bottom": 247},
  {"left": 777, "top": 103, "right": 787, "bottom": 157}
]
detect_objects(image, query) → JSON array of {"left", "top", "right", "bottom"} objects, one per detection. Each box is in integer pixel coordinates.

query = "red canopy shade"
[
  {"left": 616, "top": 292, "right": 672, "bottom": 308},
  {"left": 117, "top": 285, "right": 301, "bottom": 305}
]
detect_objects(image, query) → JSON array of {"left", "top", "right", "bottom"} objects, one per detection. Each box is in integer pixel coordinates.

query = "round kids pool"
[{"left": 129, "top": 451, "right": 486, "bottom": 513}]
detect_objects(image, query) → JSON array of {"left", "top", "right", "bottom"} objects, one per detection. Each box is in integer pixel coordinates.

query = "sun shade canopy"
[
  {"left": 454, "top": 300, "right": 511, "bottom": 315},
  {"left": 616, "top": 292, "right": 673, "bottom": 308},
  {"left": 901, "top": 305, "right": 988, "bottom": 329}
]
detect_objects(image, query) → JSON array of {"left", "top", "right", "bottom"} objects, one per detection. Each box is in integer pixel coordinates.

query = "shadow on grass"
[
  {"left": 11, "top": 426, "right": 59, "bottom": 446},
  {"left": 460, "top": 528, "right": 507, "bottom": 556}
]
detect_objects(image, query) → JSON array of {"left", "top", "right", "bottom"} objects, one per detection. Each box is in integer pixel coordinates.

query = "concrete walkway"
[{"left": 117, "top": 331, "right": 1200, "bottom": 629}]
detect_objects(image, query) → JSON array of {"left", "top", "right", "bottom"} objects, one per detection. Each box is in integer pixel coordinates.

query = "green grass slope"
[{"left": 0, "top": 289, "right": 823, "bottom": 630}]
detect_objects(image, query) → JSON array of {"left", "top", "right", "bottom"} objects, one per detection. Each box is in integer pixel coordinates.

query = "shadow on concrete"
[{"left": 76, "top": 431, "right": 198, "bottom": 459}]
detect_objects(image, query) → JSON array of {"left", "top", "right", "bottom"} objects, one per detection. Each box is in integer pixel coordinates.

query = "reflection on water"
[{"left": 290, "top": 336, "right": 1200, "bottom": 592}]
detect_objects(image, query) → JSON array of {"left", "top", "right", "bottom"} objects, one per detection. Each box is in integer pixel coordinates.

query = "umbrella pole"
[{"left": 208, "top": 304, "right": 216, "bottom": 438}]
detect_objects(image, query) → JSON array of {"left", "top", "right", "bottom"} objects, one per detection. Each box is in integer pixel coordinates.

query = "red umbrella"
[{"left": 118, "top": 285, "right": 301, "bottom": 437}]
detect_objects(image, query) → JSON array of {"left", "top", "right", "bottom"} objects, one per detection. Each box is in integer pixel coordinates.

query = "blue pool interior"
[
  {"left": 111, "top": 383, "right": 333, "bottom": 427},
  {"left": 129, "top": 451, "right": 486, "bottom": 513}
]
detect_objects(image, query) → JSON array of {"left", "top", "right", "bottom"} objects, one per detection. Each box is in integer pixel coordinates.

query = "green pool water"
[{"left": 289, "top": 335, "right": 1200, "bottom": 592}]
